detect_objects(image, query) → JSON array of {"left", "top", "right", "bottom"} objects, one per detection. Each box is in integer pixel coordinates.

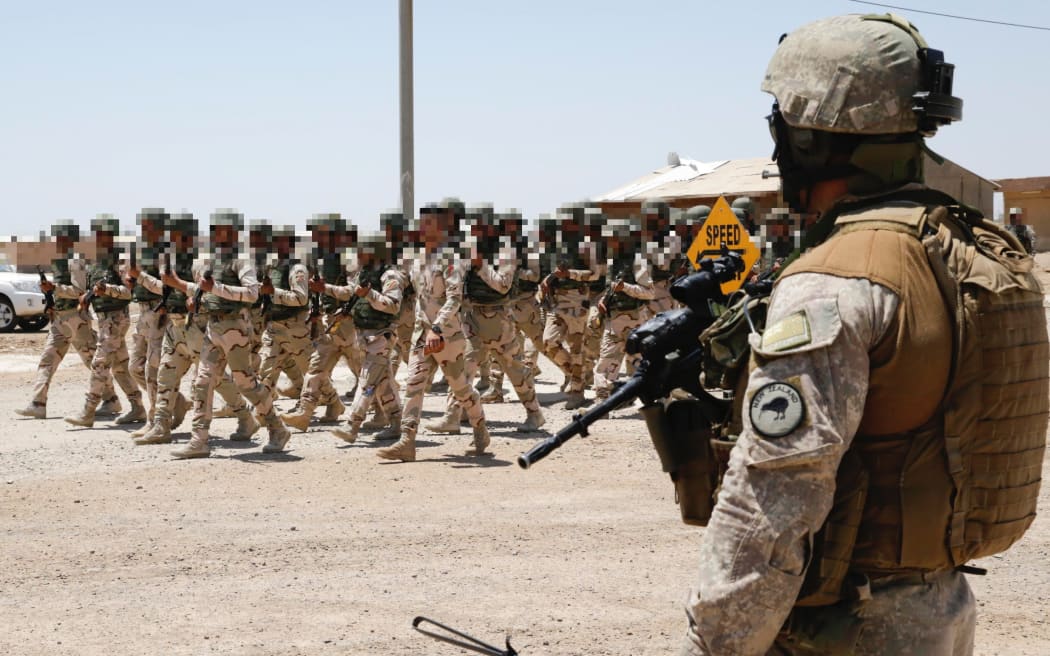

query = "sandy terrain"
[{"left": 1, "top": 255, "right": 1048, "bottom": 655}]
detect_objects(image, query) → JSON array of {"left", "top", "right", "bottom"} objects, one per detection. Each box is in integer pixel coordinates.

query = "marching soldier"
[
  {"left": 641, "top": 200, "right": 679, "bottom": 315},
  {"left": 65, "top": 216, "right": 145, "bottom": 428},
  {"left": 161, "top": 210, "right": 290, "bottom": 458},
  {"left": 580, "top": 206, "right": 607, "bottom": 391},
  {"left": 279, "top": 214, "right": 356, "bottom": 432},
  {"left": 376, "top": 199, "right": 490, "bottom": 462},
  {"left": 592, "top": 218, "right": 654, "bottom": 400},
  {"left": 256, "top": 225, "right": 311, "bottom": 404},
  {"left": 18, "top": 222, "right": 117, "bottom": 418},
  {"left": 125, "top": 209, "right": 169, "bottom": 434},
  {"left": 330, "top": 232, "right": 406, "bottom": 444},
  {"left": 134, "top": 214, "right": 249, "bottom": 445}
]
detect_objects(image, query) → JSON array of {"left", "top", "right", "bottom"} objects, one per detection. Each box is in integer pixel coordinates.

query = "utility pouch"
[
  {"left": 641, "top": 399, "right": 720, "bottom": 526},
  {"left": 700, "top": 294, "right": 769, "bottom": 390}
]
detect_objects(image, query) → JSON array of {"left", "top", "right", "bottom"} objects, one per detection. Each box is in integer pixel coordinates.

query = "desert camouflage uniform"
[
  {"left": 680, "top": 274, "right": 975, "bottom": 655},
  {"left": 257, "top": 259, "right": 311, "bottom": 395},
  {"left": 593, "top": 253, "right": 654, "bottom": 398},
  {"left": 399, "top": 250, "right": 486, "bottom": 438},
  {"left": 487, "top": 261, "right": 543, "bottom": 392},
  {"left": 647, "top": 232, "right": 682, "bottom": 315},
  {"left": 76, "top": 257, "right": 143, "bottom": 416},
  {"left": 187, "top": 258, "right": 285, "bottom": 445},
  {"left": 454, "top": 247, "right": 540, "bottom": 416},
  {"left": 335, "top": 266, "right": 405, "bottom": 432},
  {"left": 389, "top": 257, "right": 418, "bottom": 376},
  {"left": 128, "top": 254, "right": 166, "bottom": 422},
  {"left": 29, "top": 257, "right": 115, "bottom": 407},
  {"left": 542, "top": 255, "right": 602, "bottom": 396}
]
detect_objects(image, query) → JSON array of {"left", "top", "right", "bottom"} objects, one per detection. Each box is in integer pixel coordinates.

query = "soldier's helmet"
[
  {"left": 52, "top": 221, "right": 80, "bottom": 241},
  {"left": 90, "top": 214, "right": 119, "bottom": 235},
  {"left": 762, "top": 14, "right": 961, "bottom": 136},
  {"left": 731, "top": 196, "right": 755, "bottom": 218},
  {"left": 170, "top": 212, "right": 198, "bottom": 238},
  {"left": 683, "top": 205, "right": 711, "bottom": 223},
  {"left": 210, "top": 209, "right": 245, "bottom": 232},
  {"left": 137, "top": 208, "right": 169, "bottom": 229},
  {"left": 359, "top": 231, "right": 391, "bottom": 264}
]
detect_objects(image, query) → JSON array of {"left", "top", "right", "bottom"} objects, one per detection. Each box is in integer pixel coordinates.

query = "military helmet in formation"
[
  {"left": 90, "top": 214, "right": 120, "bottom": 235},
  {"left": 210, "top": 209, "right": 244, "bottom": 231},
  {"left": 52, "top": 220, "right": 80, "bottom": 241}
]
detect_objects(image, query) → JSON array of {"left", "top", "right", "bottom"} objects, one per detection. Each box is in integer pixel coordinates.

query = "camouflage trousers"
[
  {"left": 153, "top": 314, "right": 245, "bottom": 427},
  {"left": 192, "top": 310, "right": 280, "bottom": 433},
  {"left": 455, "top": 304, "right": 539, "bottom": 413},
  {"left": 249, "top": 308, "right": 266, "bottom": 373},
  {"left": 31, "top": 308, "right": 114, "bottom": 406},
  {"left": 257, "top": 314, "right": 310, "bottom": 396},
  {"left": 542, "top": 293, "right": 589, "bottom": 393},
  {"left": 593, "top": 307, "right": 650, "bottom": 398},
  {"left": 582, "top": 297, "right": 604, "bottom": 387},
  {"left": 298, "top": 315, "right": 358, "bottom": 416},
  {"left": 346, "top": 327, "right": 401, "bottom": 427},
  {"left": 401, "top": 331, "right": 485, "bottom": 436},
  {"left": 488, "top": 293, "right": 543, "bottom": 390},
  {"left": 388, "top": 294, "right": 417, "bottom": 376},
  {"left": 129, "top": 303, "right": 164, "bottom": 420},
  {"left": 83, "top": 308, "right": 142, "bottom": 410},
  {"left": 760, "top": 570, "right": 975, "bottom": 656}
]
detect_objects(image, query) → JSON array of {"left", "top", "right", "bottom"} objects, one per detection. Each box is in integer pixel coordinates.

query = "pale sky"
[{"left": 2, "top": 0, "right": 1048, "bottom": 235}]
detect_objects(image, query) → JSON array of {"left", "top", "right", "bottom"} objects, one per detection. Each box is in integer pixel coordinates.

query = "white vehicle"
[{"left": 0, "top": 264, "right": 50, "bottom": 332}]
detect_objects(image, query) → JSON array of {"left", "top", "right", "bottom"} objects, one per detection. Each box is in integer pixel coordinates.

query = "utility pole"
[{"left": 399, "top": 0, "right": 414, "bottom": 220}]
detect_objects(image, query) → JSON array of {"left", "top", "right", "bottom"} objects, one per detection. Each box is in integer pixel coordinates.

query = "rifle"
[
  {"left": 258, "top": 274, "right": 273, "bottom": 316},
  {"left": 307, "top": 270, "right": 322, "bottom": 340},
  {"left": 78, "top": 276, "right": 99, "bottom": 312},
  {"left": 38, "top": 267, "right": 55, "bottom": 315},
  {"left": 186, "top": 270, "right": 212, "bottom": 324},
  {"left": 127, "top": 243, "right": 138, "bottom": 289},
  {"left": 152, "top": 252, "right": 173, "bottom": 328},
  {"left": 324, "top": 275, "right": 369, "bottom": 336},
  {"left": 518, "top": 244, "right": 745, "bottom": 469}
]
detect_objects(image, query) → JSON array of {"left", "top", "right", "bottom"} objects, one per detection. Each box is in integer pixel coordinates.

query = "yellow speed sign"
[{"left": 686, "top": 196, "right": 760, "bottom": 294}]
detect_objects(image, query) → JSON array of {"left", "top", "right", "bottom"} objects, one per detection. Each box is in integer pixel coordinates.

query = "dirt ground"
[{"left": 1, "top": 255, "right": 1049, "bottom": 656}]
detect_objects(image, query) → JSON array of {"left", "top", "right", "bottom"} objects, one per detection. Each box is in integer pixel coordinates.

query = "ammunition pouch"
[
  {"left": 699, "top": 294, "right": 769, "bottom": 390},
  {"left": 641, "top": 398, "right": 724, "bottom": 526}
]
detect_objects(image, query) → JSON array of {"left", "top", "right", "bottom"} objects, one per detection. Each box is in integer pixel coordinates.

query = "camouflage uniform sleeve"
[
  {"left": 137, "top": 270, "right": 164, "bottom": 295},
  {"left": 100, "top": 265, "right": 132, "bottom": 299},
  {"left": 432, "top": 257, "right": 463, "bottom": 331},
  {"left": 366, "top": 268, "right": 403, "bottom": 314},
  {"left": 680, "top": 273, "right": 899, "bottom": 656},
  {"left": 272, "top": 263, "right": 309, "bottom": 307},
  {"left": 211, "top": 259, "right": 259, "bottom": 304},
  {"left": 621, "top": 254, "right": 656, "bottom": 300},
  {"left": 323, "top": 282, "right": 355, "bottom": 302},
  {"left": 54, "top": 258, "right": 85, "bottom": 298},
  {"left": 476, "top": 258, "right": 515, "bottom": 294}
]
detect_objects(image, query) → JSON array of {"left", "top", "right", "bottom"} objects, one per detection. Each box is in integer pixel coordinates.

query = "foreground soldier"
[
  {"left": 65, "top": 216, "right": 145, "bottom": 427},
  {"left": 377, "top": 201, "right": 490, "bottom": 462},
  {"left": 162, "top": 211, "right": 290, "bottom": 458},
  {"left": 256, "top": 226, "right": 311, "bottom": 402},
  {"left": 125, "top": 209, "right": 169, "bottom": 433},
  {"left": 677, "top": 15, "right": 1047, "bottom": 654},
  {"left": 18, "top": 222, "right": 116, "bottom": 418},
  {"left": 330, "top": 233, "right": 406, "bottom": 444}
]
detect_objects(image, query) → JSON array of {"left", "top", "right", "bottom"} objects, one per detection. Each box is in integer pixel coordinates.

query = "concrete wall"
[{"left": 924, "top": 154, "right": 995, "bottom": 219}]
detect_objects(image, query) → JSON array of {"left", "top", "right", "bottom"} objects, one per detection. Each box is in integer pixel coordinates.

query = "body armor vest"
[
  {"left": 555, "top": 251, "right": 587, "bottom": 290},
  {"left": 651, "top": 263, "right": 674, "bottom": 282},
  {"left": 132, "top": 264, "right": 163, "bottom": 303},
  {"left": 165, "top": 255, "right": 193, "bottom": 314},
  {"left": 320, "top": 255, "right": 347, "bottom": 313},
  {"left": 201, "top": 261, "right": 248, "bottom": 314},
  {"left": 352, "top": 266, "right": 397, "bottom": 330},
  {"left": 87, "top": 261, "right": 129, "bottom": 313},
  {"left": 694, "top": 193, "right": 1048, "bottom": 607},
  {"left": 465, "top": 266, "right": 510, "bottom": 305},
  {"left": 268, "top": 262, "right": 303, "bottom": 322},
  {"left": 606, "top": 258, "right": 644, "bottom": 312},
  {"left": 51, "top": 258, "right": 78, "bottom": 311}
]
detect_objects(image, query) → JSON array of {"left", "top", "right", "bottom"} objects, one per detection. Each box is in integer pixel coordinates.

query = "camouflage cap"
[
  {"left": 358, "top": 231, "right": 391, "bottom": 262},
  {"left": 52, "top": 220, "right": 80, "bottom": 241},
  {"left": 248, "top": 220, "right": 273, "bottom": 238},
  {"left": 761, "top": 14, "right": 956, "bottom": 135},
  {"left": 169, "top": 212, "right": 198, "bottom": 236},
  {"left": 731, "top": 196, "right": 755, "bottom": 216},
  {"left": 683, "top": 205, "right": 711, "bottom": 223},
  {"left": 466, "top": 202, "right": 495, "bottom": 225},
  {"left": 137, "top": 208, "right": 169, "bottom": 230},
  {"left": 90, "top": 214, "right": 119, "bottom": 234},
  {"left": 439, "top": 197, "right": 465, "bottom": 216},
  {"left": 380, "top": 209, "right": 407, "bottom": 231},
  {"left": 307, "top": 212, "right": 346, "bottom": 234},
  {"left": 210, "top": 209, "right": 244, "bottom": 231}
]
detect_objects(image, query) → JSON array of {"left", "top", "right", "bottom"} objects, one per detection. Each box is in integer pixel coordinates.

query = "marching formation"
[{"left": 17, "top": 197, "right": 760, "bottom": 463}]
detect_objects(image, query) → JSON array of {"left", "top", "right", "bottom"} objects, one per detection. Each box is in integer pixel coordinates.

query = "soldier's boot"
[
  {"left": 479, "top": 388, "right": 505, "bottom": 404},
  {"left": 564, "top": 392, "right": 586, "bottom": 410},
  {"left": 361, "top": 408, "right": 389, "bottom": 430},
  {"left": 430, "top": 378, "right": 449, "bottom": 394},
  {"left": 115, "top": 399, "right": 147, "bottom": 425},
  {"left": 518, "top": 410, "right": 546, "bottom": 433},
  {"left": 474, "top": 377, "right": 490, "bottom": 394},
  {"left": 212, "top": 402, "right": 236, "bottom": 419},
  {"left": 230, "top": 412, "right": 261, "bottom": 442},
  {"left": 171, "top": 394, "right": 190, "bottom": 430},
  {"left": 373, "top": 414, "right": 402, "bottom": 441},
  {"left": 130, "top": 420, "right": 152, "bottom": 438},
  {"left": 279, "top": 404, "right": 315, "bottom": 432},
  {"left": 424, "top": 407, "right": 463, "bottom": 434},
  {"left": 135, "top": 419, "right": 172, "bottom": 445},
  {"left": 171, "top": 430, "right": 211, "bottom": 459},
  {"left": 319, "top": 398, "right": 345, "bottom": 424},
  {"left": 376, "top": 430, "right": 416, "bottom": 462},
  {"left": 470, "top": 423, "right": 491, "bottom": 456},
  {"left": 15, "top": 402, "right": 46, "bottom": 419},
  {"left": 64, "top": 403, "right": 96, "bottom": 428},
  {"left": 95, "top": 396, "right": 122, "bottom": 417},
  {"left": 559, "top": 379, "right": 570, "bottom": 393},
  {"left": 331, "top": 421, "right": 361, "bottom": 444},
  {"left": 276, "top": 380, "right": 301, "bottom": 399},
  {"left": 262, "top": 422, "right": 291, "bottom": 453}
]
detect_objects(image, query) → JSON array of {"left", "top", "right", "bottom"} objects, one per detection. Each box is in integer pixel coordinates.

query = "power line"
[{"left": 846, "top": 1, "right": 1050, "bottom": 31}]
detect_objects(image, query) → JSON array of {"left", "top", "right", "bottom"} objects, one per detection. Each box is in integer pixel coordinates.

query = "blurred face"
[
  {"left": 95, "top": 231, "right": 114, "bottom": 251},
  {"left": 56, "top": 235, "right": 74, "bottom": 254},
  {"left": 212, "top": 225, "right": 237, "bottom": 247},
  {"left": 141, "top": 219, "right": 164, "bottom": 243},
  {"left": 420, "top": 210, "right": 449, "bottom": 245},
  {"left": 272, "top": 235, "right": 292, "bottom": 258},
  {"left": 249, "top": 231, "right": 269, "bottom": 251}
]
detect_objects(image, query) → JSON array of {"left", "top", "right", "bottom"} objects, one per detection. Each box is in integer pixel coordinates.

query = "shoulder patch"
[
  {"left": 749, "top": 382, "right": 805, "bottom": 438},
  {"left": 761, "top": 311, "right": 810, "bottom": 352}
]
